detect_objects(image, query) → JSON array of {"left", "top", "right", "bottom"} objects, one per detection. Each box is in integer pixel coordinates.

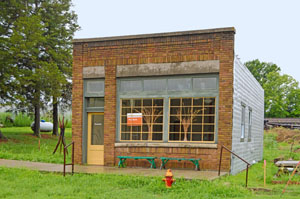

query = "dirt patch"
[
  {"left": 0, "top": 139, "right": 8, "bottom": 143},
  {"left": 272, "top": 180, "right": 300, "bottom": 185},
  {"left": 248, "top": 187, "right": 272, "bottom": 192},
  {"left": 271, "top": 127, "right": 300, "bottom": 143},
  {"left": 0, "top": 138, "right": 20, "bottom": 143},
  {"left": 25, "top": 133, "right": 55, "bottom": 139},
  {"left": 294, "top": 148, "right": 300, "bottom": 153}
]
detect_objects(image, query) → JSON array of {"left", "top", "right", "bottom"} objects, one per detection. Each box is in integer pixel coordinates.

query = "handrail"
[
  {"left": 218, "top": 145, "right": 251, "bottom": 187},
  {"left": 63, "top": 141, "right": 74, "bottom": 176}
]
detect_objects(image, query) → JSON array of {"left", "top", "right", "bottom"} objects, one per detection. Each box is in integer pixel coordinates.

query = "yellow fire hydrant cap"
[{"left": 165, "top": 169, "right": 173, "bottom": 177}]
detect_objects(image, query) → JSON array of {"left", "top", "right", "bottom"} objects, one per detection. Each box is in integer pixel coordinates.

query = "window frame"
[
  {"left": 240, "top": 103, "right": 246, "bottom": 142},
  {"left": 168, "top": 97, "right": 216, "bottom": 143},
  {"left": 116, "top": 74, "right": 219, "bottom": 144},
  {"left": 248, "top": 107, "right": 252, "bottom": 142},
  {"left": 120, "top": 98, "right": 164, "bottom": 142}
]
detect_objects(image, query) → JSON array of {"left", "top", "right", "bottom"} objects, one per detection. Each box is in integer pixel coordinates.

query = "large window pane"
[
  {"left": 169, "top": 97, "right": 216, "bottom": 142},
  {"left": 120, "top": 98, "right": 164, "bottom": 141}
]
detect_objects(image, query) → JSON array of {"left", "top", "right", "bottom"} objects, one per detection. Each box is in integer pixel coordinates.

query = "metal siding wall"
[{"left": 231, "top": 57, "right": 264, "bottom": 174}]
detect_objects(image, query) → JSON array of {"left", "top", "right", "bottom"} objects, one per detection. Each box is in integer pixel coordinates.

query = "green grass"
[
  {"left": 0, "top": 127, "right": 299, "bottom": 198},
  {"left": 0, "top": 127, "right": 71, "bottom": 164},
  {"left": 0, "top": 167, "right": 251, "bottom": 199}
]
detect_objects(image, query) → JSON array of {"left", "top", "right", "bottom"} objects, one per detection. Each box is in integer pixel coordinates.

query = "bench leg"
[
  {"left": 146, "top": 159, "right": 156, "bottom": 169},
  {"left": 160, "top": 159, "right": 169, "bottom": 170},
  {"left": 190, "top": 160, "right": 200, "bottom": 171},
  {"left": 118, "top": 158, "right": 126, "bottom": 168}
]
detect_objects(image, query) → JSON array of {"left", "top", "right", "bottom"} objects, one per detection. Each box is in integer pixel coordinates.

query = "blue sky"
[{"left": 72, "top": 0, "right": 300, "bottom": 82}]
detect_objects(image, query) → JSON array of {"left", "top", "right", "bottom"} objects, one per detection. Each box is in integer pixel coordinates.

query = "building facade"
[{"left": 72, "top": 27, "right": 264, "bottom": 174}]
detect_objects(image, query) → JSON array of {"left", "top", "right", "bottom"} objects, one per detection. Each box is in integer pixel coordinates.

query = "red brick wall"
[
  {"left": 72, "top": 43, "right": 83, "bottom": 164},
  {"left": 104, "top": 62, "right": 116, "bottom": 166},
  {"left": 72, "top": 30, "right": 234, "bottom": 171}
]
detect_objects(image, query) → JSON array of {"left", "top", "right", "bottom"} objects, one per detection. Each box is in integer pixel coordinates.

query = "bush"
[
  {"left": 14, "top": 113, "right": 33, "bottom": 127},
  {"left": 0, "top": 112, "right": 14, "bottom": 127}
]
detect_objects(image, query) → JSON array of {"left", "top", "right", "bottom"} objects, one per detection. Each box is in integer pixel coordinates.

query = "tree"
[
  {"left": 245, "top": 59, "right": 281, "bottom": 87},
  {"left": 139, "top": 107, "right": 163, "bottom": 141},
  {"left": 175, "top": 108, "right": 200, "bottom": 141},
  {"left": 245, "top": 59, "right": 300, "bottom": 118},
  {"left": 9, "top": 12, "right": 48, "bottom": 136},
  {"left": 38, "top": 0, "right": 78, "bottom": 135},
  {"left": 0, "top": 0, "right": 79, "bottom": 137}
]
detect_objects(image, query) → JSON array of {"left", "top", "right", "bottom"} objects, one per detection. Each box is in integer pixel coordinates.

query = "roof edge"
[{"left": 73, "top": 27, "right": 235, "bottom": 44}]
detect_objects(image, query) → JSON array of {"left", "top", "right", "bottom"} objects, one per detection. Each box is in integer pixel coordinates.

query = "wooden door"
[{"left": 87, "top": 112, "right": 104, "bottom": 165}]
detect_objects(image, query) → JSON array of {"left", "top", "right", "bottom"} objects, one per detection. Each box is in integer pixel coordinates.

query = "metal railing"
[
  {"left": 218, "top": 145, "right": 251, "bottom": 187},
  {"left": 63, "top": 141, "right": 74, "bottom": 176}
]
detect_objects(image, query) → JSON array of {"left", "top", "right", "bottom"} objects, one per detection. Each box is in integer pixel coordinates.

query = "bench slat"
[
  {"left": 118, "top": 156, "right": 156, "bottom": 159},
  {"left": 160, "top": 157, "right": 201, "bottom": 171},
  {"left": 160, "top": 157, "right": 201, "bottom": 161},
  {"left": 117, "top": 156, "right": 157, "bottom": 169}
]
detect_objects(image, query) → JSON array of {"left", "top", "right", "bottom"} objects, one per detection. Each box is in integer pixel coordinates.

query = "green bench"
[
  {"left": 160, "top": 157, "right": 201, "bottom": 171},
  {"left": 117, "top": 156, "right": 157, "bottom": 169}
]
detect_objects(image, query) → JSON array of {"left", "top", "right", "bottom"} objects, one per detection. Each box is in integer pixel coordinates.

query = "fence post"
[
  {"left": 63, "top": 147, "right": 66, "bottom": 176},
  {"left": 218, "top": 146, "right": 223, "bottom": 176},
  {"left": 246, "top": 164, "right": 249, "bottom": 187},
  {"left": 72, "top": 142, "right": 74, "bottom": 175}
]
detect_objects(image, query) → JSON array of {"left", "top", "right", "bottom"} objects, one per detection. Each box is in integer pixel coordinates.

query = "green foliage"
[
  {"left": 0, "top": 112, "right": 13, "bottom": 127},
  {"left": 0, "top": 0, "right": 79, "bottom": 136},
  {"left": 0, "top": 112, "right": 33, "bottom": 127},
  {"left": 245, "top": 59, "right": 300, "bottom": 118},
  {"left": 14, "top": 113, "right": 33, "bottom": 127},
  {"left": 245, "top": 59, "right": 281, "bottom": 86}
]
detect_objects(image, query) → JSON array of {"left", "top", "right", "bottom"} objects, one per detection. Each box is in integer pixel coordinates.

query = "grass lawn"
[
  {"left": 0, "top": 127, "right": 72, "bottom": 163},
  {"left": 0, "top": 127, "right": 300, "bottom": 198}
]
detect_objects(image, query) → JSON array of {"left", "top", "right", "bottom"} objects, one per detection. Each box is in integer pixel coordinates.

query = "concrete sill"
[{"left": 114, "top": 142, "right": 218, "bottom": 148}]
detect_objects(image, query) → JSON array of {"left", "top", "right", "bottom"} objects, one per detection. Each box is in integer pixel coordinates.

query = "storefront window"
[
  {"left": 120, "top": 98, "right": 164, "bottom": 141},
  {"left": 169, "top": 97, "right": 215, "bottom": 142}
]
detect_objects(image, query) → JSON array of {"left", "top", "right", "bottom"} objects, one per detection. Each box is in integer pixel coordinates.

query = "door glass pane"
[{"left": 91, "top": 115, "right": 104, "bottom": 145}]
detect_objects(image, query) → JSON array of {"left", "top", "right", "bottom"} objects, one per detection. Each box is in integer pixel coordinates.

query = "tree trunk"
[
  {"left": 52, "top": 97, "right": 58, "bottom": 136},
  {"left": 33, "top": 88, "right": 40, "bottom": 137}
]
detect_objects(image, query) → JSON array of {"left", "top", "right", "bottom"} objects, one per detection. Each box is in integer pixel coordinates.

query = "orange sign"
[{"left": 127, "top": 113, "right": 142, "bottom": 126}]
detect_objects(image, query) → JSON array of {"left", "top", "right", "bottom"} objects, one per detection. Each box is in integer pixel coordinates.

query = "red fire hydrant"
[{"left": 162, "top": 169, "right": 175, "bottom": 188}]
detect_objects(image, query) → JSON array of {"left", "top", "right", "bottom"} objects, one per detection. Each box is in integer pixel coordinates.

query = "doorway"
[{"left": 87, "top": 112, "right": 104, "bottom": 165}]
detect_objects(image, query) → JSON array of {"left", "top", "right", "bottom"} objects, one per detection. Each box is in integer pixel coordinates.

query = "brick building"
[{"left": 72, "top": 27, "right": 264, "bottom": 174}]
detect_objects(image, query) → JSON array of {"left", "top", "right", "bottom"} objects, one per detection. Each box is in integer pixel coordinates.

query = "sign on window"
[{"left": 127, "top": 113, "right": 142, "bottom": 126}]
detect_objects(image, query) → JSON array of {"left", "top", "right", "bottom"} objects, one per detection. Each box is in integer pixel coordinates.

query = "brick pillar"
[
  {"left": 72, "top": 43, "right": 84, "bottom": 164},
  {"left": 218, "top": 32, "right": 235, "bottom": 171},
  {"left": 104, "top": 63, "right": 117, "bottom": 166}
]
